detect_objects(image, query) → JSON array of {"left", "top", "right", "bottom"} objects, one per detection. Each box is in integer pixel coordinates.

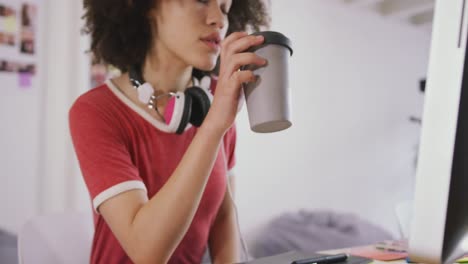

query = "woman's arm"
[
  {"left": 209, "top": 175, "right": 241, "bottom": 264},
  {"left": 98, "top": 33, "right": 266, "bottom": 264},
  {"left": 100, "top": 124, "right": 224, "bottom": 264}
]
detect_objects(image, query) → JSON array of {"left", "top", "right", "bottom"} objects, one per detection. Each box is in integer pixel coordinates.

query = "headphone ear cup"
[
  {"left": 175, "top": 93, "right": 193, "bottom": 134},
  {"left": 186, "top": 86, "right": 212, "bottom": 127}
]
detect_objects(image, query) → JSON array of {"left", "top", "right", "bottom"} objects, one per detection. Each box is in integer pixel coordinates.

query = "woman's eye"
[
  {"left": 197, "top": 0, "right": 228, "bottom": 15},
  {"left": 220, "top": 4, "right": 229, "bottom": 15}
]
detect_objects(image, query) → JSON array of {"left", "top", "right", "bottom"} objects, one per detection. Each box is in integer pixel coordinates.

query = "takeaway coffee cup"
[{"left": 242, "top": 31, "right": 293, "bottom": 133}]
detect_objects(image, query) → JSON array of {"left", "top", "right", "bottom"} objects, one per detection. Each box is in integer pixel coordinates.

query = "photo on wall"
[
  {"left": 20, "top": 2, "right": 36, "bottom": 55},
  {"left": 0, "top": 59, "right": 35, "bottom": 74},
  {"left": 0, "top": 3, "right": 17, "bottom": 47},
  {"left": 0, "top": 1, "right": 40, "bottom": 90}
]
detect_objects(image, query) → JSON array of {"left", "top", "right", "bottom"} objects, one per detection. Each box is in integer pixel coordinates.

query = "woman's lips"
[
  {"left": 202, "top": 39, "right": 219, "bottom": 50},
  {"left": 200, "top": 33, "right": 221, "bottom": 52},
  {"left": 201, "top": 39, "right": 220, "bottom": 51}
]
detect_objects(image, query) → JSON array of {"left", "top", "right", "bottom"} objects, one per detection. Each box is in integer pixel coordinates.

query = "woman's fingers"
[
  {"left": 223, "top": 70, "right": 257, "bottom": 99},
  {"left": 222, "top": 53, "right": 266, "bottom": 77},
  {"left": 206, "top": 32, "right": 266, "bottom": 132},
  {"left": 219, "top": 32, "right": 264, "bottom": 76},
  {"left": 231, "top": 70, "right": 256, "bottom": 84},
  {"left": 220, "top": 31, "right": 248, "bottom": 52},
  {"left": 222, "top": 34, "right": 264, "bottom": 56}
]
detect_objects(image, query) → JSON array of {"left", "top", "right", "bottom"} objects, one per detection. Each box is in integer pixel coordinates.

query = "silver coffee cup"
[{"left": 242, "top": 31, "right": 293, "bottom": 133}]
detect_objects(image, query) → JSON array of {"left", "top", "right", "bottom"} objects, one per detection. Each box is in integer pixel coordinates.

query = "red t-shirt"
[{"left": 69, "top": 79, "right": 236, "bottom": 264}]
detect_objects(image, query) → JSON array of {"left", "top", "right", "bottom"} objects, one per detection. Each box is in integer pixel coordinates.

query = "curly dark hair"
[{"left": 82, "top": 0, "right": 270, "bottom": 74}]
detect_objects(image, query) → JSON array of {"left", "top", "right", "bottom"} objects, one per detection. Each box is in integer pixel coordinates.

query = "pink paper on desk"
[{"left": 348, "top": 245, "right": 408, "bottom": 261}]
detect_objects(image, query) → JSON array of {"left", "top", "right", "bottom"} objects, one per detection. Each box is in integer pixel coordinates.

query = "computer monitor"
[{"left": 408, "top": 0, "right": 468, "bottom": 264}]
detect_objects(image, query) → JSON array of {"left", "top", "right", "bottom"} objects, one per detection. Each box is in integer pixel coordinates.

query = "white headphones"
[
  {"left": 129, "top": 65, "right": 214, "bottom": 134},
  {"left": 130, "top": 65, "right": 244, "bottom": 134}
]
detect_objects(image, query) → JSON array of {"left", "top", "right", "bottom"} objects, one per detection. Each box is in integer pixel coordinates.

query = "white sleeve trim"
[{"left": 93, "top": 180, "right": 147, "bottom": 213}]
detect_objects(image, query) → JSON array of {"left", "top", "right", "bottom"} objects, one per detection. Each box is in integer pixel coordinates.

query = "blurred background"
[{"left": 0, "top": 0, "right": 435, "bottom": 262}]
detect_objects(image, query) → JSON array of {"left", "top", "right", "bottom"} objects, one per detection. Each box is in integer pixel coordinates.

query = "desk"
[
  {"left": 319, "top": 247, "right": 407, "bottom": 264},
  {"left": 239, "top": 245, "right": 407, "bottom": 264},
  {"left": 239, "top": 249, "right": 380, "bottom": 264},
  {"left": 243, "top": 243, "right": 467, "bottom": 264}
]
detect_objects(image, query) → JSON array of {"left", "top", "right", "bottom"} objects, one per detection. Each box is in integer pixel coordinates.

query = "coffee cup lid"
[{"left": 249, "top": 31, "right": 293, "bottom": 56}]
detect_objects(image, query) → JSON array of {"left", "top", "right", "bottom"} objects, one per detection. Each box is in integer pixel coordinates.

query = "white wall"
[
  {"left": 0, "top": 0, "right": 44, "bottom": 233},
  {"left": 0, "top": 0, "right": 91, "bottom": 233},
  {"left": 235, "top": 0, "right": 431, "bottom": 238},
  {"left": 39, "top": 0, "right": 91, "bottom": 215}
]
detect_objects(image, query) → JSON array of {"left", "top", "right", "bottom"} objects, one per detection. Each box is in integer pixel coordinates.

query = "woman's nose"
[{"left": 207, "top": 5, "right": 226, "bottom": 29}]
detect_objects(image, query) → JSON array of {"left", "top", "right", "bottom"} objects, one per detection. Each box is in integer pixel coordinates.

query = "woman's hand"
[{"left": 204, "top": 32, "right": 267, "bottom": 134}]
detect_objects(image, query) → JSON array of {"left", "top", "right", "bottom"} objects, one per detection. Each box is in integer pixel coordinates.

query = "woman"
[{"left": 69, "top": 0, "right": 270, "bottom": 263}]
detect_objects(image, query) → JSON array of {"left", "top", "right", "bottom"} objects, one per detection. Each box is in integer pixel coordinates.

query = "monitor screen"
[{"left": 408, "top": 0, "right": 468, "bottom": 263}]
